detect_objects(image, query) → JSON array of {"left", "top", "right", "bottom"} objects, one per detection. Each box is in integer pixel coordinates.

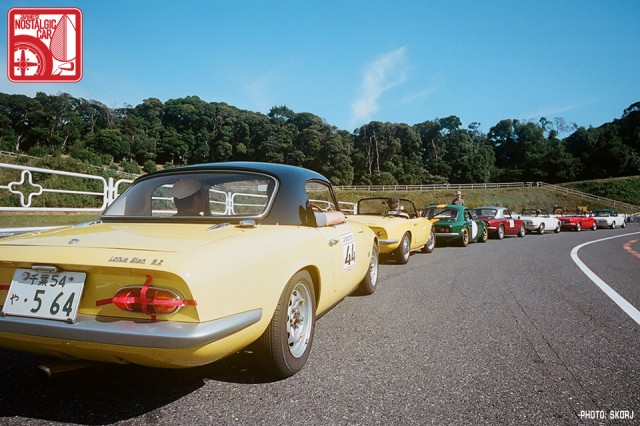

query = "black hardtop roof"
[
  {"left": 141, "top": 161, "right": 329, "bottom": 184},
  {"left": 128, "top": 162, "right": 333, "bottom": 226}
]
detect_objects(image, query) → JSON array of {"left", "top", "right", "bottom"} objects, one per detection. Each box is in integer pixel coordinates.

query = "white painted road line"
[{"left": 571, "top": 231, "right": 640, "bottom": 326}]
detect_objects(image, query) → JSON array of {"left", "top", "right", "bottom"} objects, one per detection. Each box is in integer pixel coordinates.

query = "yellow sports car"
[
  {"left": 346, "top": 197, "right": 435, "bottom": 264},
  {"left": 0, "top": 162, "right": 379, "bottom": 378}
]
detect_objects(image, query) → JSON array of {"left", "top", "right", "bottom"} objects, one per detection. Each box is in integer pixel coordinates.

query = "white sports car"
[
  {"left": 516, "top": 209, "right": 561, "bottom": 234},
  {"left": 592, "top": 209, "right": 627, "bottom": 229}
]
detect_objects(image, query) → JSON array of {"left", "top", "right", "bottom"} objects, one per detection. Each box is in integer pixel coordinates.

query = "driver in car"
[
  {"left": 172, "top": 178, "right": 210, "bottom": 216},
  {"left": 387, "top": 197, "right": 410, "bottom": 218}
]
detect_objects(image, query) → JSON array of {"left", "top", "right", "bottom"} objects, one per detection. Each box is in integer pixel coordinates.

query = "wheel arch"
[{"left": 302, "top": 265, "right": 321, "bottom": 313}]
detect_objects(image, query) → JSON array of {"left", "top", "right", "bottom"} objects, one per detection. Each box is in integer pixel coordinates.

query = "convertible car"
[
  {"left": 471, "top": 206, "right": 525, "bottom": 239},
  {"left": 592, "top": 209, "right": 627, "bottom": 229},
  {"left": 346, "top": 197, "right": 435, "bottom": 264},
  {"left": 516, "top": 209, "right": 561, "bottom": 234},
  {"left": 558, "top": 214, "right": 597, "bottom": 231},
  {"left": 422, "top": 204, "right": 488, "bottom": 247},
  {"left": 0, "top": 162, "right": 380, "bottom": 378}
]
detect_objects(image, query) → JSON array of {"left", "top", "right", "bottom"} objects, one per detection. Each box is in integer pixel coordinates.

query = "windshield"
[
  {"left": 473, "top": 208, "right": 497, "bottom": 218},
  {"left": 102, "top": 171, "right": 277, "bottom": 220},
  {"left": 357, "top": 198, "right": 417, "bottom": 216},
  {"left": 425, "top": 207, "right": 458, "bottom": 220}
]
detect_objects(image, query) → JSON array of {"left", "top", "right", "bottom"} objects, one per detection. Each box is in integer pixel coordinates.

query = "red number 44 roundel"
[{"left": 7, "top": 7, "right": 82, "bottom": 82}]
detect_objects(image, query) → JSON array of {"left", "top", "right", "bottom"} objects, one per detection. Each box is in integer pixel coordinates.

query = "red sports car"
[
  {"left": 471, "top": 206, "right": 525, "bottom": 239},
  {"left": 557, "top": 214, "right": 597, "bottom": 231}
]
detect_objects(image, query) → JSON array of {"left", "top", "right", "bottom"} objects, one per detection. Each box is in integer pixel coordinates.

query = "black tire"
[
  {"left": 537, "top": 223, "right": 545, "bottom": 235},
  {"left": 497, "top": 225, "right": 505, "bottom": 240},
  {"left": 459, "top": 228, "right": 469, "bottom": 247},
  {"left": 358, "top": 244, "right": 379, "bottom": 295},
  {"left": 622, "top": 221, "right": 626, "bottom": 228},
  {"left": 591, "top": 221, "right": 597, "bottom": 231},
  {"left": 517, "top": 224, "right": 526, "bottom": 237},
  {"left": 421, "top": 228, "right": 436, "bottom": 253},
  {"left": 576, "top": 222, "right": 582, "bottom": 232},
  {"left": 610, "top": 222, "right": 615, "bottom": 229},
  {"left": 554, "top": 223, "right": 561, "bottom": 233},
  {"left": 394, "top": 232, "right": 411, "bottom": 264},
  {"left": 254, "top": 270, "right": 316, "bottom": 379},
  {"left": 479, "top": 226, "right": 488, "bottom": 243}
]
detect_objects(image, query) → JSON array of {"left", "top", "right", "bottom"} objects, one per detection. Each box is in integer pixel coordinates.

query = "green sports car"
[{"left": 422, "top": 204, "right": 488, "bottom": 247}]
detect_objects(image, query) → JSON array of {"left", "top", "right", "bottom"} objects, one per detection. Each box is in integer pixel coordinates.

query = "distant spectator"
[{"left": 452, "top": 191, "right": 464, "bottom": 206}]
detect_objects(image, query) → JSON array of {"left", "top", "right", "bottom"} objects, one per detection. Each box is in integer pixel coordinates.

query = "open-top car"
[
  {"left": 346, "top": 197, "right": 435, "bottom": 264},
  {"left": 471, "top": 206, "right": 526, "bottom": 239},
  {"left": 516, "top": 209, "right": 561, "bottom": 235},
  {"left": 592, "top": 209, "right": 627, "bottom": 229},
  {"left": 558, "top": 213, "right": 597, "bottom": 232},
  {"left": 0, "top": 162, "right": 380, "bottom": 378},
  {"left": 422, "top": 204, "right": 488, "bottom": 247}
]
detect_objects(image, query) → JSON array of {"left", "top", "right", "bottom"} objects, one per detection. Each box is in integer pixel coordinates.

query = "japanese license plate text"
[{"left": 3, "top": 268, "right": 85, "bottom": 322}]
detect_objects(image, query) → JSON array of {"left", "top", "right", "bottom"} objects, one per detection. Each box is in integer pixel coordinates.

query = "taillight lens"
[{"left": 112, "top": 287, "right": 186, "bottom": 315}]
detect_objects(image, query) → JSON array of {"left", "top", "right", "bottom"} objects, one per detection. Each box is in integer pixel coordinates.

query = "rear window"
[
  {"left": 473, "top": 208, "right": 497, "bottom": 217},
  {"left": 425, "top": 208, "right": 458, "bottom": 220},
  {"left": 102, "top": 172, "right": 277, "bottom": 220}
]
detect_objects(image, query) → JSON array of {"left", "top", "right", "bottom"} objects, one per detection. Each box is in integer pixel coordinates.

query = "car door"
[
  {"left": 307, "top": 181, "right": 364, "bottom": 295},
  {"left": 464, "top": 209, "right": 479, "bottom": 240},
  {"left": 503, "top": 210, "right": 518, "bottom": 234},
  {"left": 315, "top": 220, "right": 368, "bottom": 295}
]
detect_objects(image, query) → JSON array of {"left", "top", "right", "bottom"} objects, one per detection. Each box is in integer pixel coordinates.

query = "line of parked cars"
[
  {"left": 423, "top": 205, "right": 626, "bottom": 244},
  {"left": 0, "top": 162, "right": 631, "bottom": 379}
]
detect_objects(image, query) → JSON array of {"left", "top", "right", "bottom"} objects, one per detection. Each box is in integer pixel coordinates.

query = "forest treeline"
[{"left": 0, "top": 92, "right": 639, "bottom": 185}]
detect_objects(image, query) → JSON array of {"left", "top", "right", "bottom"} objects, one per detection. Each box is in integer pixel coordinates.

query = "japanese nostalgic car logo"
[{"left": 8, "top": 7, "right": 83, "bottom": 82}]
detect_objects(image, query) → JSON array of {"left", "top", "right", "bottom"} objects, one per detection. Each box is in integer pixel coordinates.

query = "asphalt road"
[{"left": 1, "top": 226, "right": 639, "bottom": 425}]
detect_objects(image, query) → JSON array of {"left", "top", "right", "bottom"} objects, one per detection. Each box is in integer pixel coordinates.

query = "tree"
[
  {"left": 86, "top": 128, "right": 130, "bottom": 162},
  {"left": 415, "top": 119, "right": 450, "bottom": 180},
  {"left": 157, "top": 127, "right": 188, "bottom": 165}
]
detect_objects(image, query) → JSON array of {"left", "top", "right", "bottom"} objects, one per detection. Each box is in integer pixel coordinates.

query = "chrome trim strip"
[
  {"left": 0, "top": 309, "right": 262, "bottom": 349},
  {"left": 434, "top": 232, "right": 460, "bottom": 237},
  {"left": 379, "top": 239, "right": 399, "bottom": 245}
]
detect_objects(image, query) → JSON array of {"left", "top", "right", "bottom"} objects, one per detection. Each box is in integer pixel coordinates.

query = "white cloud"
[
  {"left": 522, "top": 99, "right": 596, "bottom": 121},
  {"left": 350, "top": 47, "right": 408, "bottom": 127}
]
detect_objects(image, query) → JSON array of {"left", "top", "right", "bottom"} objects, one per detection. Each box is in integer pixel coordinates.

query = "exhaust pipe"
[{"left": 37, "top": 360, "right": 102, "bottom": 379}]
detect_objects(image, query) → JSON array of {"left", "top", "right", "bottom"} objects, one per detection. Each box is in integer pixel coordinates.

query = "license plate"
[{"left": 3, "top": 268, "right": 85, "bottom": 322}]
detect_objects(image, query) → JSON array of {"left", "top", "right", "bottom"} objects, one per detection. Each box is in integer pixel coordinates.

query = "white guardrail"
[{"left": 0, "top": 162, "right": 132, "bottom": 212}]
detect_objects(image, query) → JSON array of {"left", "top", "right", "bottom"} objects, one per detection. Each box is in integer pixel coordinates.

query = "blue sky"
[{"left": 2, "top": 1, "right": 639, "bottom": 134}]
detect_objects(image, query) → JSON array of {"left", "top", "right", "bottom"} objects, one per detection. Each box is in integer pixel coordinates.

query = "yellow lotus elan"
[
  {"left": 0, "top": 162, "right": 379, "bottom": 378},
  {"left": 346, "top": 197, "right": 435, "bottom": 264}
]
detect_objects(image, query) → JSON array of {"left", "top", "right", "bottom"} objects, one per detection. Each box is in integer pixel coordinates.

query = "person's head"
[
  {"left": 455, "top": 191, "right": 462, "bottom": 199},
  {"left": 387, "top": 197, "right": 401, "bottom": 210},
  {"left": 172, "top": 178, "right": 206, "bottom": 215}
]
